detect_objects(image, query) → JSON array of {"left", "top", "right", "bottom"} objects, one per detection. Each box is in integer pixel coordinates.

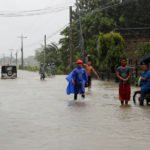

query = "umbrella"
[{"left": 140, "top": 54, "right": 150, "bottom": 64}]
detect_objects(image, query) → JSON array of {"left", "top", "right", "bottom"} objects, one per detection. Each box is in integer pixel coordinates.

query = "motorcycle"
[
  {"left": 40, "top": 73, "right": 45, "bottom": 80},
  {"left": 133, "top": 90, "right": 150, "bottom": 105},
  {"left": 133, "top": 55, "right": 150, "bottom": 105}
]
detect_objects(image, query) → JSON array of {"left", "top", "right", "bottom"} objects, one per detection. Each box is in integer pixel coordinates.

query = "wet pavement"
[{"left": 0, "top": 71, "right": 150, "bottom": 150}]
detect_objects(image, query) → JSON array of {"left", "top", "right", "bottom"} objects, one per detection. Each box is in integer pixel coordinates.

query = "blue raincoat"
[{"left": 66, "top": 66, "right": 88, "bottom": 95}]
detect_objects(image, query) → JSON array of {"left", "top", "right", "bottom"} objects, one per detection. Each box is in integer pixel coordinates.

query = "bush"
[
  {"left": 97, "top": 32, "right": 126, "bottom": 72},
  {"left": 19, "top": 65, "right": 39, "bottom": 72},
  {"left": 135, "top": 42, "right": 150, "bottom": 57}
]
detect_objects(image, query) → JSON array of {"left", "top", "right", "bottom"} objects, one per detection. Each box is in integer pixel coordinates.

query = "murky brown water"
[{"left": 0, "top": 71, "right": 150, "bottom": 150}]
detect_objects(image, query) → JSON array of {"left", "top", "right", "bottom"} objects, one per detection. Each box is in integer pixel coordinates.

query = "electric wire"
[
  {"left": 24, "top": 24, "right": 69, "bottom": 49},
  {"left": 115, "top": 27, "right": 150, "bottom": 30},
  {"left": 0, "top": 2, "right": 75, "bottom": 17}
]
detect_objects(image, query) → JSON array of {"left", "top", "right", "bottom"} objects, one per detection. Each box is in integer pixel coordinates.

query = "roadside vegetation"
[{"left": 35, "top": 0, "right": 150, "bottom": 75}]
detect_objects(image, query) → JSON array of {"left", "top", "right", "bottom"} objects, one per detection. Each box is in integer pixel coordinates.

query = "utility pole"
[
  {"left": 18, "top": 35, "right": 27, "bottom": 69},
  {"left": 76, "top": 0, "right": 85, "bottom": 62},
  {"left": 44, "top": 34, "right": 47, "bottom": 65},
  {"left": 69, "top": 6, "right": 73, "bottom": 69},
  {"left": 9, "top": 49, "right": 13, "bottom": 64},
  {"left": 16, "top": 51, "right": 18, "bottom": 67},
  {"left": 3, "top": 54, "right": 5, "bottom": 65}
]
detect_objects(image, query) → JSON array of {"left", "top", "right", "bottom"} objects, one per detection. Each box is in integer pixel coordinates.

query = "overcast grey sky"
[{"left": 0, "top": 0, "right": 75, "bottom": 58}]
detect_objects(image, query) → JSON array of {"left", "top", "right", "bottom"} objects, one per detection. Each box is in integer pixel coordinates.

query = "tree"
[
  {"left": 97, "top": 32, "right": 125, "bottom": 72},
  {"left": 34, "top": 0, "right": 150, "bottom": 74},
  {"left": 35, "top": 43, "right": 64, "bottom": 73},
  {"left": 135, "top": 42, "right": 150, "bottom": 57}
]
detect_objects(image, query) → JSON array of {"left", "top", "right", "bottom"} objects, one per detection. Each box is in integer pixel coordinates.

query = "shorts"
[{"left": 88, "top": 76, "right": 92, "bottom": 87}]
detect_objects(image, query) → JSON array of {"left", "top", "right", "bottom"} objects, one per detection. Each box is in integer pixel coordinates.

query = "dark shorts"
[{"left": 88, "top": 76, "right": 92, "bottom": 87}]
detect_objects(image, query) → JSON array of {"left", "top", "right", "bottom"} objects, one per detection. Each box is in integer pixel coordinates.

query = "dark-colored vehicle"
[
  {"left": 133, "top": 55, "right": 150, "bottom": 106},
  {"left": 133, "top": 90, "right": 150, "bottom": 106},
  {"left": 1, "top": 65, "right": 17, "bottom": 79},
  {"left": 40, "top": 73, "right": 45, "bottom": 80}
]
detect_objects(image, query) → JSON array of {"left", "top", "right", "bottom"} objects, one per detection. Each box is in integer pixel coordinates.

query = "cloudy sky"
[{"left": 0, "top": 0, "right": 75, "bottom": 58}]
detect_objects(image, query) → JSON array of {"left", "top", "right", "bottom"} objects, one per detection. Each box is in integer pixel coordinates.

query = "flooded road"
[{"left": 0, "top": 71, "right": 150, "bottom": 150}]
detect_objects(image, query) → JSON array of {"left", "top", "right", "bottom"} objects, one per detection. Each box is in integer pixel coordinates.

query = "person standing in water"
[
  {"left": 83, "top": 61, "right": 100, "bottom": 90},
  {"left": 116, "top": 58, "right": 132, "bottom": 105}
]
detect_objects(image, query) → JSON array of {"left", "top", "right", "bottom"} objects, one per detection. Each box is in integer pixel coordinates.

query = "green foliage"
[
  {"left": 19, "top": 65, "right": 39, "bottom": 72},
  {"left": 97, "top": 32, "right": 125, "bottom": 71},
  {"left": 35, "top": 47, "right": 45, "bottom": 64},
  {"left": 35, "top": 0, "right": 150, "bottom": 74},
  {"left": 135, "top": 42, "right": 150, "bottom": 57},
  {"left": 35, "top": 43, "right": 64, "bottom": 74},
  {"left": 107, "top": 0, "right": 150, "bottom": 28}
]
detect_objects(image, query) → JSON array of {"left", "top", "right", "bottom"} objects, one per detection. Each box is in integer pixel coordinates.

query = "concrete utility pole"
[
  {"left": 9, "top": 49, "right": 13, "bottom": 64},
  {"left": 3, "top": 54, "right": 5, "bottom": 65},
  {"left": 16, "top": 50, "right": 18, "bottom": 67},
  {"left": 69, "top": 6, "right": 73, "bottom": 69},
  {"left": 76, "top": 0, "right": 85, "bottom": 62},
  {"left": 18, "top": 35, "right": 27, "bottom": 69},
  {"left": 44, "top": 34, "right": 47, "bottom": 65}
]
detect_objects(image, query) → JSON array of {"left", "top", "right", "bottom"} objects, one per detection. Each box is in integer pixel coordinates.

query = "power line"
[
  {"left": 135, "top": 21, "right": 150, "bottom": 27},
  {"left": 79, "top": 1, "right": 122, "bottom": 16},
  {"left": 0, "top": 3, "right": 75, "bottom": 17},
  {"left": 0, "top": 2, "right": 74, "bottom": 13},
  {"left": 0, "top": 7, "right": 68, "bottom": 17},
  {"left": 0, "top": 1, "right": 75, "bottom": 13},
  {"left": 47, "top": 24, "right": 69, "bottom": 40},
  {"left": 115, "top": 27, "right": 150, "bottom": 30},
  {"left": 97, "top": 2, "right": 121, "bottom": 11},
  {"left": 24, "top": 24, "right": 69, "bottom": 49}
]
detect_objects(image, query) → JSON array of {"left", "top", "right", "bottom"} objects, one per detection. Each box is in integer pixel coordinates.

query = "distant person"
[
  {"left": 139, "top": 62, "right": 150, "bottom": 106},
  {"left": 83, "top": 61, "right": 100, "bottom": 90},
  {"left": 116, "top": 58, "right": 132, "bottom": 105},
  {"left": 66, "top": 59, "right": 88, "bottom": 100},
  {"left": 39, "top": 63, "right": 45, "bottom": 80}
]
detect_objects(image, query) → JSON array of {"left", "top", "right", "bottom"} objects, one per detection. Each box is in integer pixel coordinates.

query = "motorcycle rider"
[
  {"left": 39, "top": 63, "right": 45, "bottom": 80},
  {"left": 139, "top": 62, "right": 150, "bottom": 106}
]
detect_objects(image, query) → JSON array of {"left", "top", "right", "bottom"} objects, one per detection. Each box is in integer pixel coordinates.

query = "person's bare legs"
[{"left": 121, "top": 100, "right": 124, "bottom": 106}]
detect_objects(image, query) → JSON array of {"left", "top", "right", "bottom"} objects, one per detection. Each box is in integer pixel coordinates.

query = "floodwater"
[{"left": 0, "top": 71, "right": 150, "bottom": 150}]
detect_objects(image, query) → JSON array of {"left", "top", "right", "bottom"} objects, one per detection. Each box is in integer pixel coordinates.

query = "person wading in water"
[
  {"left": 83, "top": 61, "right": 100, "bottom": 91},
  {"left": 116, "top": 58, "right": 132, "bottom": 106}
]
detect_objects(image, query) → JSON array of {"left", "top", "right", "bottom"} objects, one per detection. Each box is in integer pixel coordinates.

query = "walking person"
[
  {"left": 66, "top": 59, "right": 88, "bottom": 100},
  {"left": 116, "top": 58, "right": 132, "bottom": 105},
  {"left": 39, "top": 63, "right": 46, "bottom": 80},
  {"left": 83, "top": 61, "right": 100, "bottom": 91}
]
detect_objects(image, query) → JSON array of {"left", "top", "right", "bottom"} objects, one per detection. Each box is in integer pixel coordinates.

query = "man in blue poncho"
[{"left": 66, "top": 59, "right": 88, "bottom": 100}]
